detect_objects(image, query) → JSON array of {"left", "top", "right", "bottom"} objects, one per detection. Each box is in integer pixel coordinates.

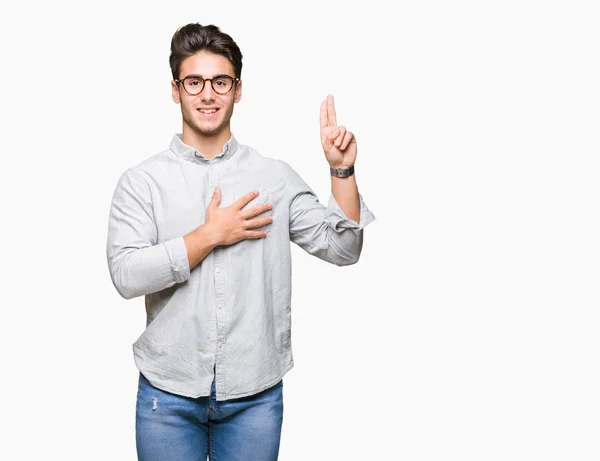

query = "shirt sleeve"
[
  {"left": 284, "top": 161, "right": 376, "bottom": 266},
  {"left": 106, "top": 167, "right": 191, "bottom": 299}
]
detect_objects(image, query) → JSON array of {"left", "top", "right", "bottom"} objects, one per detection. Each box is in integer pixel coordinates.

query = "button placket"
[{"left": 209, "top": 160, "right": 227, "bottom": 397}]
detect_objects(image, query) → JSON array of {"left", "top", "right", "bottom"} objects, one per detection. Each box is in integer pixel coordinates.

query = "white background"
[{"left": 1, "top": 0, "right": 599, "bottom": 459}]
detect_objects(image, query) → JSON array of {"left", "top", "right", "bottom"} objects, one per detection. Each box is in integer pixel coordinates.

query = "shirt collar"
[{"left": 169, "top": 132, "right": 239, "bottom": 164}]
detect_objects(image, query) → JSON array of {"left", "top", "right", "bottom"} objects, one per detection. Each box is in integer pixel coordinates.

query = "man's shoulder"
[
  {"left": 128, "top": 146, "right": 175, "bottom": 177},
  {"left": 138, "top": 146, "right": 174, "bottom": 167},
  {"left": 239, "top": 143, "right": 289, "bottom": 170},
  {"left": 111, "top": 147, "right": 174, "bottom": 194},
  {"left": 242, "top": 144, "right": 297, "bottom": 174}
]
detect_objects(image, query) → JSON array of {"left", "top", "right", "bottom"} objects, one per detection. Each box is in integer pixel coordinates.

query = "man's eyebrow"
[{"left": 182, "top": 73, "right": 233, "bottom": 79}]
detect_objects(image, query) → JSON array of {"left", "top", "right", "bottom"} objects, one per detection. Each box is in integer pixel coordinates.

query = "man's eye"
[
  {"left": 188, "top": 79, "right": 202, "bottom": 86},
  {"left": 214, "top": 79, "right": 226, "bottom": 86}
]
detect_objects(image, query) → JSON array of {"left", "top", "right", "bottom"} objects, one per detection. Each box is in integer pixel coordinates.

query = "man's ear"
[
  {"left": 171, "top": 80, "right": 181, "bottom": 104},
  {"left": 234, "top": 79, "right": 242, "bottom": 103}
]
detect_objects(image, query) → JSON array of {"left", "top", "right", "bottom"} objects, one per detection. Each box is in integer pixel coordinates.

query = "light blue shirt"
[{"left": 106, "top": 133, "right": 376, "bottom": 400}]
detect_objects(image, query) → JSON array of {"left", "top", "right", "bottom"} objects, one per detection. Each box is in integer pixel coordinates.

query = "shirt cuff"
[
  {"left": 325, "top": 193, "right": 377, "bottom": 232},
  {"left": 162, "top": 236, "right": 191, "bottom": 283}
]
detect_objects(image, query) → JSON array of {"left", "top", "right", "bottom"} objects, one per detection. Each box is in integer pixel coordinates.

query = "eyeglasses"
[{"left": 175, "top": 74, "right": 239, "bottom": 96}]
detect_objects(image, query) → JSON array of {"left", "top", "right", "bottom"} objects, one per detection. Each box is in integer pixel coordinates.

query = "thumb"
[{"left": 209, "top": 186, "right": 221, "bottom": 208}]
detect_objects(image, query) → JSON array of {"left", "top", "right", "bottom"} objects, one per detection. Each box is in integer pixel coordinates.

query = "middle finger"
[{"left": 241, "top": 202, "right": 272, "bottom": 220}]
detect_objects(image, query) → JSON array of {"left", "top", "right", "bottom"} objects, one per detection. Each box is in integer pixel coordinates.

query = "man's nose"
[{"left": 199, "top": 80, "right": 215, "bottom": 100}]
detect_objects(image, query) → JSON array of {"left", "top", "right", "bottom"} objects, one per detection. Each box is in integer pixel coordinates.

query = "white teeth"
[{"left": 199, "top": 109, "right": 217, "bottom": 114}]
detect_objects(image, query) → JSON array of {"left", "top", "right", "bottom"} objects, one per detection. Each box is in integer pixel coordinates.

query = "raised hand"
[
  {"left": 204, "top": 187, "right": 273, "bottom": 246},
  {"left": 320, "top": 94, "right": 357, "bottom": 168}
]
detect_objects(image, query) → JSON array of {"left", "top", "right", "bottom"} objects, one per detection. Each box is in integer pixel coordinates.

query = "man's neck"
[{"left": 182, "top": 125, "right": 231, "bottom": 160}]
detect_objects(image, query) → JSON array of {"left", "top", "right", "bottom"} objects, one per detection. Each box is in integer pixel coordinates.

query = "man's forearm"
[
  {"left": 331, "top": 174, "right": 360, "bottom": 223},
  {"left": 183, "top": 225, "right": 219, "bottom": 270}
]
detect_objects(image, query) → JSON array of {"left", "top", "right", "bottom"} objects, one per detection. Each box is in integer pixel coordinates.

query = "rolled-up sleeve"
[
  {"left": 285, "top": 161, "right": 376, "bottom": 266},
  {"left": 106, "top": 168, "right": 191, "bottom": 299}
]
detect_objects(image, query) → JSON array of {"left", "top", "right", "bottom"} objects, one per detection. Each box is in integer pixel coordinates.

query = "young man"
[{"left": 106, "top": 23, "right": 376, "bottom": 460}]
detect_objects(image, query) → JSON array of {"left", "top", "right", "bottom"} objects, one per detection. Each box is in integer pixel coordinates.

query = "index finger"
[
  {"left": 320, "top": 100, "right": 328, "bottom": 128},
  {"left": 236, "top": 189, "right": 260, "bottom": 208},
  {"left": 327, "top": 94, "right": 337, "bottom": 126}
]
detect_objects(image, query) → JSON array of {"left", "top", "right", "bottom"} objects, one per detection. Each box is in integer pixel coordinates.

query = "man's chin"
[
  {"left": 183, "top": 111, "right": 231, "bottom": 137},
  {"left": 189, "top": 122, "right": 224, "bottom": 137}
]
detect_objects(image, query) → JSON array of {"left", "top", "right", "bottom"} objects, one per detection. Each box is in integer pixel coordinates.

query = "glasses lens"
[
  {"left": 212, "top": 77, "right": 233, "bottom": 94},
  {"left": 184, "top": 77, "right": 204, "bottom": 95}
]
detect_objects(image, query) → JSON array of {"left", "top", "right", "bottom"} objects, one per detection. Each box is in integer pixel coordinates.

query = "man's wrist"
[
  {"left": 196, "top": 224, "right": 221, "bottom": 248},
  {"left": 330, "top": 165, "right": 355, "bottom": 178}
]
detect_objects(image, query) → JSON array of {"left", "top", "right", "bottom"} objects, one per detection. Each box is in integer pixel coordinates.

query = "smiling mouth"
[{"left": 197, "top": 108, "right": 219, "bottom": 115}]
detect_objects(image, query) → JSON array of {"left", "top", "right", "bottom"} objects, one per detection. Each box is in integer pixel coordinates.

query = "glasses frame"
[{"left": 174, "top": 74, "right": 240, "bottom": 96}]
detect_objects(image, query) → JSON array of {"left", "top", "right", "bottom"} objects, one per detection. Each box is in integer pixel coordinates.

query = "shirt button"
[
  {"left": 218, "top": 343, "right": 222, "bottom": 348},
  {"left": 215, "top": 268, "right": 221, "bottom": 274}
]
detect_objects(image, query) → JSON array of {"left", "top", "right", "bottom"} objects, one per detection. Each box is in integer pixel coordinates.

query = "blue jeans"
[{"left": 136, "top": 373, "right": 284, "bottom": 460}]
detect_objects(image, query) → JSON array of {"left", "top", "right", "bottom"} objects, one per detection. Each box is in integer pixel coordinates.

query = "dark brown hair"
[{"left": 169, "top": 23, "right": 243, "bottom": 80}]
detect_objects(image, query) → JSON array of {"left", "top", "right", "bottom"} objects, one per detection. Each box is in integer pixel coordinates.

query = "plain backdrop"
[{"left": 1, "top": 1, "right": 599, "bottom": 460}]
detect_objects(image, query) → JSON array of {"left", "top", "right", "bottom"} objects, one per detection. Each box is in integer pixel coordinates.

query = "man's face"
[{"left": 171, "top": 51, "right": 242, "bottom": 137}]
